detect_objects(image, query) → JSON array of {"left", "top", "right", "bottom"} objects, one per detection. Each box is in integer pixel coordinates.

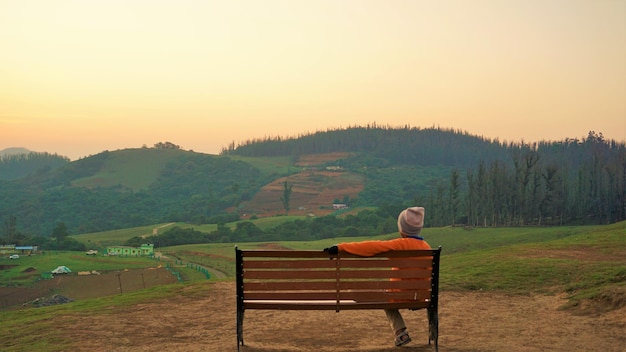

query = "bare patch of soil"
[
  {"left": 241, "top": 170, "right": 364, "bottom": 218},
  {"left": 38, "top": 267, "right": 178, "bottom": 300},
  {"left": 258, "top": 243, "right": 291, "bottom": 250},
  {"left": 569, "top": 287, "right": 626, "bottom": 315},
  {"left": 235, "top": 152, "right": 363, "bottom": 218},
  {"left": 294, "top": 153, "right": 353, "bottom": 167},
  {"left": 0, "top": 267, "right": 177, "bottom": 308},
  {"left": 521, "top": 247, "right": 626, "bottom": 262},
  {"left": 56, "top": 281, "right": 626, "bottom": 352}
]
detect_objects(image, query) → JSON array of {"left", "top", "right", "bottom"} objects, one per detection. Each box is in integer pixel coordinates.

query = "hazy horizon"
[
  {"left": 2, "top": 125, "right": 622, "bottom": 161},
  {"left": 2, "top": 0, "right": 624, "bottom": 161}
]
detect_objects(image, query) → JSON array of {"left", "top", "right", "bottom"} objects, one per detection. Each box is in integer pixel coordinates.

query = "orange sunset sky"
[{"left": 1, "top": 0, "right": 625, "bottom": 160}]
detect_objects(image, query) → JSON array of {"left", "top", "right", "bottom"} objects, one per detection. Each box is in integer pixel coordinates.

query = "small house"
[
  {"left": 106, "top": 243, "right": 154, "bottom": 257},
  {"left": 15, "top": 245, "right": 38, "bottom": 255}
]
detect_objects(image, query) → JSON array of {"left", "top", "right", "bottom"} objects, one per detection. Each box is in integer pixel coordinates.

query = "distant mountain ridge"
[
  {"left": 0, "top": 127, "right": 623, "bottom": 237},
  {"left": 224, "top": 126, "right": 509, "bottom": 168},
  {"left": 0, "top": 147, "right": 32, "bottom": 157},
  {"left": 0, "top": 149, "right": 70, "bottom": 180}
]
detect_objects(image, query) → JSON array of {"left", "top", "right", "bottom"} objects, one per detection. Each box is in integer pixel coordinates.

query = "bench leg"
[
  {"left": 237, "top": 308, "right": 245, "bottom": 350},
  {"left": 427, "top": 307, "right": 438, "bottom": 352}
]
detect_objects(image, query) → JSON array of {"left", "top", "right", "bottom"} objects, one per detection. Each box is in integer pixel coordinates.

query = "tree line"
[
  {"left": 223, "top": 125, "right": 508, "bottom": 169},
  {"left": 125, "top": 207, "right": 402, "bottom": 247},
  {"left": 1, "top": 217, "right": 86, "bottom": 251},
  {"left": 420, "top": 132, "right": 625, "bottom": 226},
  {"left": 0, "top": 152, "right": 69, "bottom": 180}
]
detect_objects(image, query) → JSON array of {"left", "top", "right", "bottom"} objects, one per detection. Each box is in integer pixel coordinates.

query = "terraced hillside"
[{"left": 239, "top": 152, "right": 365, "bottom": 217}]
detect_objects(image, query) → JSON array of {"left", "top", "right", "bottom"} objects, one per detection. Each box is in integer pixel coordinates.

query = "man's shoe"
[{"left": 395, "top": 330, "right": 412, "bottom": 347}]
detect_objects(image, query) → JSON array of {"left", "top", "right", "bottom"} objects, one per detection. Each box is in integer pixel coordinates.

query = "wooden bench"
[{"left": 236, "top": 247, "right": 441, "bottom": 351}]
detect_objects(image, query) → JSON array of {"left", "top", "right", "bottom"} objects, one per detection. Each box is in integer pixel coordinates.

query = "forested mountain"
[
  {"left": 0, "top": 127, "right": 624, "bottom": 242},
  {"left": 0, "top": 151, "right": 69, "bottom": 180},
  {"left": 425, "top": 132, "right": 625, "bottom": 227},
  {"left": 0, "top": 148, "right": 272, "bottom": 238},
  {"left": 226, "top": 127, "right": 625, "bottom": 227},
  {"left": 222, "top": 125, "right": 509, "bottom": 168}
]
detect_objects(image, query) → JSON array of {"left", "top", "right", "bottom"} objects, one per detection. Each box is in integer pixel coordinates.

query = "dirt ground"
[
  {"left": 57, "top": 281, "right": 626, "bottom": 352},
  {"left": 0, "top": 267, "right": 178, "bottom": 308}
]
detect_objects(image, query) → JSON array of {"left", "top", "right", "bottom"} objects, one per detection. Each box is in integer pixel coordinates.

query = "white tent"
[{"left": 51, "top": 266, "right": 71, "bottom": 274}]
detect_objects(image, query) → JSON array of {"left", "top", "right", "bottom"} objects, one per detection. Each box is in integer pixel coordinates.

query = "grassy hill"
[{"left": 70, "top": 148, "right": 191, "bottom": 191}]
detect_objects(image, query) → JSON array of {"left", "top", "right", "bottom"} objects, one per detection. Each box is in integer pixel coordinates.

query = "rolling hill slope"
[{"left": 1, "top": 127, "right": 623, "bottom": 237}]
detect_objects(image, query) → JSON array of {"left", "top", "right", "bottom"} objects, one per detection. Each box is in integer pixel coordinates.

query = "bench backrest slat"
[
  {"left": 243, "top": 258, "right": 432, "bottom": 269},
  {"left": 244, "top": 270, "right": 337, "bottom": 280},
  {"left": 244, "top": 259, "right": 337, "bottom": 269},
  {"left": 244, "top": 268, "right": 432, "bottom": 280},
  {"left": 338, "top": 269, "right": 432, "bottom": 279},
  {"left": 340, "top": 280, "right": 432, "bottom": 290},
  {"left": 244, "top": 279, "right": 432, "bottom": 292},
  {"left": 240, "top": 249, "right": 438, "bottom": 258},
  {"left": 337, "top": 258, "right": 433, "bottom": 268},
  {"left": 245, "top": 281, "right": 337, "bottom": 291}
]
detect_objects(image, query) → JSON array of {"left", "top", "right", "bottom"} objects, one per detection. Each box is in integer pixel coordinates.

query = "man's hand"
[{"left": 323, "top": 245, "right": 338, "bottom": 255}]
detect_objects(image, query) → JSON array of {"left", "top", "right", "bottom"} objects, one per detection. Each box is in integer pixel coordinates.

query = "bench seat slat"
[
  {"left": 244, "top": 301, "right": 432, "bottom": 310},
  {"left": 244, "top": 290, "right": 431, "bottom": 301}
]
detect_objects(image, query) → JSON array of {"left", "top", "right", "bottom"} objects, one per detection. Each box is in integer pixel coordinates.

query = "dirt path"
[
  {"left": 203, "top": 265, "right": 227, "bottom": 279},
  {"left": 155, "top": 251, "right": 228, "bottom": 279},
  {"left": 59, "top": 281, "right": 626, "bottom": 352}
]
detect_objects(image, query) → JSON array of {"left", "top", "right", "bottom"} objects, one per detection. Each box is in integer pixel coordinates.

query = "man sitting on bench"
[{"left": 324, "top": 206, "right": 431, "bottom": 347}]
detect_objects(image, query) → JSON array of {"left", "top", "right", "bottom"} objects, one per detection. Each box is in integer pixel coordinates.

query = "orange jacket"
[
  {"left": 337, "top": 236, "right": 431, "bottom": 257},
  {"left": 338, "top": 236, "right": 432, "bottom": 301}
]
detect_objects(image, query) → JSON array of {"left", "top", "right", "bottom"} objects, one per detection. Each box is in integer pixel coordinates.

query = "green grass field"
[
  {"left": 2, "top": 221, "right": 624, "bottom": 351},
  {"left": 71, "top": 223, "right": 176, "bottom": 247},
  {"left": 0, "top": 251, "right": 158, "bottom": 286}
]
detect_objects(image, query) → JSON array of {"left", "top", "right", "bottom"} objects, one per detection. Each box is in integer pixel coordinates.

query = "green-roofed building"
[{"left": 106, "top": 243, "right": 154, "bottom": 257}]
